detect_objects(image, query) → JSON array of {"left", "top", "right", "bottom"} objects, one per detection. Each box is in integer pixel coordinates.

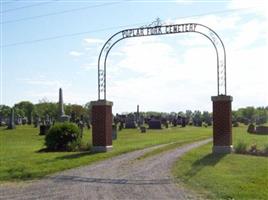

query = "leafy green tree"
[
  {"left": 192, "top": 110, "right": 202, "bottom": 126},
  {"left": 14, "top": 101, "right": 34, "bottom": 124},
  {"left": 34, "top": 102, "right": 58, "bottom": 120},
  {"left": 0, "top": 104, "right": 11, "bottom": 119},
  {"left": 202, "top": 111, "right": 212, "bottom": 126}
]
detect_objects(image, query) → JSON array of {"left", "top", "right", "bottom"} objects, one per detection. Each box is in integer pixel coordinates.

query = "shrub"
[
  {"left": 235, "top": 141, "right": 247, "bottom": 154},
  {"left": 45, "top": 122, "right": 81, "bottom": 151}
]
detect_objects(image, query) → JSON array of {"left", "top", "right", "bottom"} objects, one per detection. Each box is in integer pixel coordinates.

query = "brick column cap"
[
  {"left": 211, "top": 95, "right": 233, "bottom": 102},
  {"left": 91, "top": 100, "right": 113, "bottom": 106}
]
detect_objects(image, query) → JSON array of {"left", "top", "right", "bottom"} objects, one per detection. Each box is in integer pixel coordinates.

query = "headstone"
[
  {"left": 118, "top": 121, "right": 124, "bottom": 131},
  {"left": 34, "top": 116, "right": 40, "bottom": 128},
  {"left": 247, "top": 124, "right": 255, "bottom": 133},
  {"left": 77, "top": 115, "right": 84, "bottom": 137},
  {"left": 22, "top": 117, "right": 27, "bottom": 125},
  {"left": 7, "top": 108, "right": 15, "bottom": 129},
  {"left": 255, "top": 126, "right": 268, "bottom": 134},
  {"left": 181, "top": 117, "right": 186, "bottom": 127},
  {"left": 140, "top": 126, "right": 146, "bottom": 133},
  {"left": 172, "top": 118, "right": 177, "bottom": 126},
  {"left": 70, "top": 111, "right": 76, "bottom": 123},
  {"left": 148, "top": 119, "right": 161, "bottom": 129},
  {"left": 112, "top": 125, "right": 117, "bottom": 140},
  {"left": 125, "top": 114, "right": 136, "bottom": 128},
  {"left": 39, "top": 124, "right": 49, "bottom": 135}
]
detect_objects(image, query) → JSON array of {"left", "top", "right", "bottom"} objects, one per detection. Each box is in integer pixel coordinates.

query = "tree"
[
  {"left": 202, "top": 111, "right": 212, "bottom": 126},
  {"left": 34, "top": 102, "right": 58, "bottom": 120},
  {"left": 0, "top": 104, "right": 11, "bottom": 119},
  {"left": 192, "top": 110, "right": 202, "bottom": 126},
  {"left": 14, "top": 101, "right": 34, "bottom": 124}
]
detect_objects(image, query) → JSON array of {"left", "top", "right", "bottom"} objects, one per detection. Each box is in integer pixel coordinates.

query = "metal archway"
[{"left": 98, "top": 20, "right": 226, "bottom": 100}]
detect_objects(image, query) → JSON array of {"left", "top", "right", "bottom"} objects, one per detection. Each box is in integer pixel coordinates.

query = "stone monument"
[
  {"left": 7, "top": 108, "right": 15, "bottom": 129},
  {"left": 58, "top": 88, "right": 70, "bottom": 122}
]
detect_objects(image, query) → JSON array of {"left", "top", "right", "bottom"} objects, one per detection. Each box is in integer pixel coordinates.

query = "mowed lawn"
[
  {"left": 173, "top": 125, "right": 268, "bottom": 200},
  {"left": 0, "top": 125, "right": 211, "bottom": 182}
]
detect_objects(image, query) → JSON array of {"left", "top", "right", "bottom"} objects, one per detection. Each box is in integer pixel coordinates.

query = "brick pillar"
[
  {"left": 91, "top": 100, "right": 113, "bottom": 152},
  {"left": 211, "top": 95, "right": 233, "bottom": 153}
]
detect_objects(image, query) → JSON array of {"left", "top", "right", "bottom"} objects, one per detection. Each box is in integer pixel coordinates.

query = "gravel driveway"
[{"left": 0, "top": 139, "right": 211, "bottom": 200}]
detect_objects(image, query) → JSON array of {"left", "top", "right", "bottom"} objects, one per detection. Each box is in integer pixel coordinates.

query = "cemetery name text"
[{"left": 122, "top": 23, "right": 197, "bottom": 38}]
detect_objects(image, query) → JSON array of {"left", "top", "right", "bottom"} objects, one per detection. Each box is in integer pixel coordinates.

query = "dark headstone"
[
  {"left": 7, "top": 108, "right": 15, "bottom": 129},
  {"left": 247, "top": 124, "right": 255, "bottom": 133},
  {"left": 112, "top": 125, "right": 117, "bottom": 140},
  {"left": 39, "top": 124, "right": 50, "bottom": 135},
  {"left": 181, "top": 117, "right": 186, "bottom": 127},
  {"left": 255, "top": 126, "right": 268, "bottom": 134},
  {"left": 22, "top": 117, "right": 27, "bottom": 125},
  {"left": 148, "top": 119, "right": 161, "bottom": 129},
  {"left": 125, "top": 114, "right": 136, "bottom": 128},
  {"left": 119, "top": 121, "right": 124, "bottom": 131},
  {"left": 140, "top": 126, "right": 146, "bottom": 133}
]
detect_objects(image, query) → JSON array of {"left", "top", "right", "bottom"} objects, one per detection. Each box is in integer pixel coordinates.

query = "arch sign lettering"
[{"left": 98, "top": 19, "right": 227, "bottom": 100}]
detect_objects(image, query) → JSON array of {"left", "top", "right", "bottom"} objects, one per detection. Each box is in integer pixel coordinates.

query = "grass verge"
[
  {"left": 173, "top": 133, "right": 268, "bottom": 199},
  {"left": 0, "top": 125, "right": 211, "bottom": 182}
]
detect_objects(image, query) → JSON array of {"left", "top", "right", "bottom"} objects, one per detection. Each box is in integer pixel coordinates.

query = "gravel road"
[{"left": 0, "top": 138, "right": 211, "bottom": 200}]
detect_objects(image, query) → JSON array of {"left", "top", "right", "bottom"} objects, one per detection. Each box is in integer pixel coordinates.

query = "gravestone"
[
  {"left": 39, "top": 115, "right": 52, "bottom": 135},
  {"left": 34, "top": 116, "right": 40, "bottom": 128},
  {"left": 77, "top": 115, "right": 84, "bottom": 137},
  {"left": 15, "top": 117, "right": 22, "bottom": 125},
  {"left": 118, "top": 121, "right": 124, "bottom": 131},
  {"left": 172, "top": 118, "right": 177, "bottom": 126},
  {"left": 125, "top": 114, "right": 136, "bottom": 128},
  {"left": 140, "top": 126, "right": 146, "bottom": 133},
  {"left": 181, "top": 117, "right": 186, "bottom": 127},
  {"left": 7, "top": 108, "right": 15, "bottom": 129},
  {"left": 112, "top": 125, "right": 117, "bottom": 140},
  {"left": 58, "top": 88, "right": 70, "bottom": 122},
  {"left": 148, "top": 119, "right": 161, "bottom": 129},
  {"left": 22, "top": 117, "right": 27, "bottom": 125}
]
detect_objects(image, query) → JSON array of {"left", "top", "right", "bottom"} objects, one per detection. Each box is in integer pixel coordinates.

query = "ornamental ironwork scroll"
[{"left": 98, "top": 22, "right": 226, "bottom": 100}]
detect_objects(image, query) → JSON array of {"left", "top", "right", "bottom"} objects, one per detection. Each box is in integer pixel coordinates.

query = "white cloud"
[
  {"left": 69, "top": 51, "right": 84, "bottom": 57},
  {"left": 102, "top": 7, "right": 268, "bottom": 113}
]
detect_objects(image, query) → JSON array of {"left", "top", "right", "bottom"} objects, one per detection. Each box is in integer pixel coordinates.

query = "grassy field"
[
  {"left": 233, "top": 126, "right": 268, "bottom": 151},
  {"left": 0, "top": 125, "right": 211, "bottom": 182},
  {"left": 173, "top": 125, "right": 268, "bottom": 200}
]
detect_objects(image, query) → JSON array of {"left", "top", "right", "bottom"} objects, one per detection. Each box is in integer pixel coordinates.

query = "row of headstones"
[
  {"left": 38, "top": 114, "right": 90, "bottom": 135},
  {"left": 113, "top": 114, "right": 187, "bottom": 130}
]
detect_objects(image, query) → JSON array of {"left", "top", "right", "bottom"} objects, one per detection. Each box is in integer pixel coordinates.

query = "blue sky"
[{"left": 1, "top": 0, "right": 268, "bottom": 113}]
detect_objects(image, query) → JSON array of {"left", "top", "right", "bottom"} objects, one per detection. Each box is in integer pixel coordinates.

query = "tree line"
[{"left": 0, "top": 100, "right": 267, "bottom": 125}]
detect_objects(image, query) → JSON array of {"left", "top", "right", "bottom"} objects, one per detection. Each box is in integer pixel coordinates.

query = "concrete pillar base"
[
  {"left": 213, "top": 145, "right": 233, "bottom": 154},
  {"left": 92, "top": 146, "right": 113, "bottom": 153}
]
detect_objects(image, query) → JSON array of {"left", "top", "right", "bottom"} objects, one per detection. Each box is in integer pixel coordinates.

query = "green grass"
[
  {"left": 136, "top": 137, "right": 209, "bottom": 160},
  {"left": 233, "top": 125, "right": 268, "bottom": 151},
  {"left": 173, "top": 126, "right": 268, "bottom": 200},
  {"left": 0, "top": 125, "right": 211, "bottom": 182}
]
